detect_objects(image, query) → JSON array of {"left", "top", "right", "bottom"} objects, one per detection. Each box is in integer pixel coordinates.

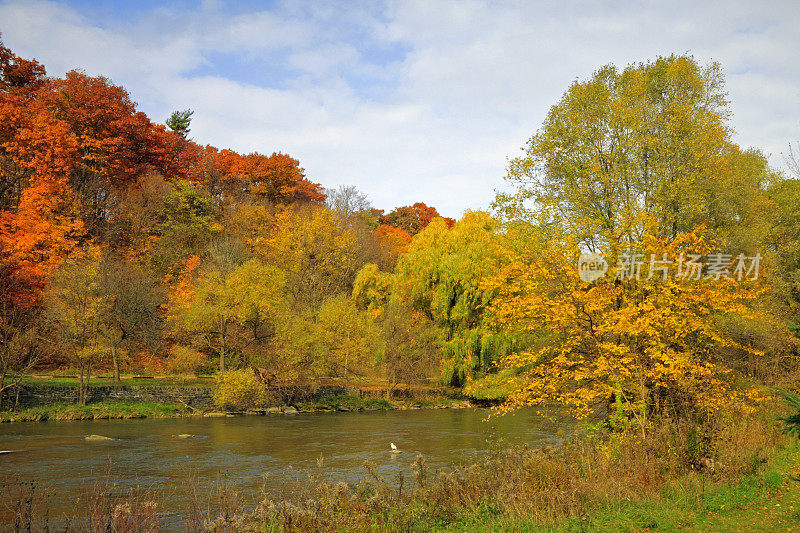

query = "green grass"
[{"left": 0, "top": 401, "right": 190, "bottom": 422}]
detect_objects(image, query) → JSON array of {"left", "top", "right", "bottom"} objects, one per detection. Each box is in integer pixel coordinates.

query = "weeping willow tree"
[
  {"left": 439, "top": 330, "right": 517, "bottom": 386},
  {"left": 390, "top": 211, "right": 516, "bottom": 386}
]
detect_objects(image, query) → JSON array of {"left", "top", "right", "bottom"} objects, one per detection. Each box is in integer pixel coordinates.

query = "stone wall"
[
  {"left": 6, "top": 382, "right": 451, "bottom": 410},
  {"left": 10, "top": 385, "right": 214, "bottom": 409},
  {"left": 7, "top": 383, "right": 367, "bottom": 410}
]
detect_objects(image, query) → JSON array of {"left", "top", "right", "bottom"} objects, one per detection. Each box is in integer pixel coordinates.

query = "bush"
[{"left": 212, "top": 368, "right": 267, "bottom": 410}]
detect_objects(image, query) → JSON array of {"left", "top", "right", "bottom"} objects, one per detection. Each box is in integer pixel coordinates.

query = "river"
[{"left": 0, "top": 407, "right": 568, "bottom": 527}]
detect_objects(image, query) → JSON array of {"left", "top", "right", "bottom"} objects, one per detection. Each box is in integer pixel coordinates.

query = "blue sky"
[{"left": 1, "top": 0, "right": 798, "bottom": 217}]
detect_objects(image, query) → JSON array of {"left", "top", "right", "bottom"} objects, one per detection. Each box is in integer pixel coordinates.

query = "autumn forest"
[{"left": 2, "top": 40, "right": 800, "bottom": 419}]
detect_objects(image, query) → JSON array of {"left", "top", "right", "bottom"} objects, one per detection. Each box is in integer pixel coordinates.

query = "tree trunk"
[
  {"left": 112, "top": 344, "right": 120, "bottom": 382},
  {"left": 77, "top": 358, "right": 92, "bottom": 406},
  {"left": 85, "top": 363, "right": 92, "bottom": 406},
  {"left": 219, "top": 345, "right": 226, "bottom": 373},
  {"left": 638, "top": 377, "right": 648, "bottom": 438},
  {"left": 386, "top": 376, "right": 396, "bottom": 400},
  {"left": 78, "top": 366, "right": 85, "bottom": 406}
]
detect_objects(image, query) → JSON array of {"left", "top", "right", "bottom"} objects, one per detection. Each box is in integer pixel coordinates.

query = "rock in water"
[
  {"left": 177, "top": 434, "right": 194, "bottom": 439},
  {"left": 0, "top": 450, "right": 15, "bottom": 454},
  {"left": 85, "top": 435, "right": 114, "bottom": 441}
]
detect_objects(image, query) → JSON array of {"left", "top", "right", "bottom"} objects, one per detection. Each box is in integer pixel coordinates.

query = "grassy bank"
[
  {"left": 295, "top": 394, "right": 470, "bottom": 412},
  {"left": 0, "top": 394, "right": 471, "bottom": 422},
  {"left": 441, "top": 441, "right": 800, "bottom": 532},
  {"left": 0, "top": 401, "right": 190, "bottom": 422}
]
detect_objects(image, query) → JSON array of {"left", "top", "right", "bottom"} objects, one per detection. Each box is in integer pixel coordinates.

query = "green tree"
[
  {"left": 765, "top": 178, "right": 800, "bottom": 337},
  {"left": 392, "top": 211, "right": 512, "bottom": 385},
  {"left": 495, "top": 55, "right": 746, "bottom": 251},
  {"left": 166, "top": 109, "right": 193, "bottom": 138},
  {"left": 352, "top": 263, "right": 392, "bottom": 312},
  {"left": 152, "top": 179, "right": 221, "bottom": 275}
]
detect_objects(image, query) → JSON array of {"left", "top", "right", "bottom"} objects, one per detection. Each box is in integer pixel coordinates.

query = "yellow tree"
[
  {"left": 486, "top": 229, "right": 765, "bottom": 433},
  {"left": 315, "top": 294, "right": 381, "bottom": 378},
  {"left": 256, "top": 205, "right": 361, "bottom": 308},
  {"left": 44, "top": 246, "right": 107, "bottom": 404},
  {"left": 495, "top": 55, "right": 750, "bottom": 251},
  {"left": 491, "top": 56, "right": 783, "bottom": 429},
  {"left": 170, "top": 257, "right": 285, "bottom": 372}
]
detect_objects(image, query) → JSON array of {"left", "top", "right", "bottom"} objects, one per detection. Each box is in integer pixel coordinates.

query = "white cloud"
[{"left": 0, "top": 0, "right": 798, "bottom": 217}]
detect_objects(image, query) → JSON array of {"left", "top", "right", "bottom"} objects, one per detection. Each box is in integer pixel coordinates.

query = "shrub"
[{"left": 212, "top": 368, "right": 267, "bottom": 410}]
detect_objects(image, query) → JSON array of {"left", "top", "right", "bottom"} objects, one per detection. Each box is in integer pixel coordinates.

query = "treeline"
[
  {"left": 2, "top": 41, "right": 800, "bottom": 424},
  {"left": 0, "top": 41, "right": 459, "bottom": 403}
]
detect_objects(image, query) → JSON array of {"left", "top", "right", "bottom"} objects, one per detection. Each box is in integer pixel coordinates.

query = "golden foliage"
[
  {"left": 486, "top": 229, "right": 767, "bottom": 428},
  {"left": 213, "top": 368, "right": 266, "bottom": 410}
]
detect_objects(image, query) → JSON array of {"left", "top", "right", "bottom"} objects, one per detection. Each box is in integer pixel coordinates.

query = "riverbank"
[
  {"left": 0, "top": 401, "right": 190, "bottom": 422},
  {"left": 197, "top": 401, "right": 794, "bottom": 532},
  {"left": 439, "top": 440, "right": 800, "bottom": 532},
  {"left": 0, "top": 394, "right": 473, "bottom": 422}
]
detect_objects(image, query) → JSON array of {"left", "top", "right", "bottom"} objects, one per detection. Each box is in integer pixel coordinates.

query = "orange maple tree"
[
  {"left": 378, "top": 202, "right": 454, "bottom": 235},
  {"left": 373, "top": 224, "right": 412, "bottom": 253}
]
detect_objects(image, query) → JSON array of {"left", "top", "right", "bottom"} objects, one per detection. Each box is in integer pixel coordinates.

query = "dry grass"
[{"left": 0, "top": 470, "right": 160, "bottom": 532}]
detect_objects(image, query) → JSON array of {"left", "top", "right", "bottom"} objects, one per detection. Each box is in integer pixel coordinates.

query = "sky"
[{"left": 1, "top": 0, "right": 798, "bottom": 218}]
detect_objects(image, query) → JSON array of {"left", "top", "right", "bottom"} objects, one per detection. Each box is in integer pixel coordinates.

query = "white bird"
[{"left": 390, "top": 442, "right": 401, "bottom": 453}]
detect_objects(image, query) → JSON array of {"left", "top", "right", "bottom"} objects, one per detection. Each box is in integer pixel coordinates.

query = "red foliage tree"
[
  {"left": 379, "top": 202, "right": 455, "bottom": 236},
  {"left": 219, "top": 151, "right": 325, "bottom": 205},
  {"left": 373, "top": 224, "right": 412, "bottom": 253}
]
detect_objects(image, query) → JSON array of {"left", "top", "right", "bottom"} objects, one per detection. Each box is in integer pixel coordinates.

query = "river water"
[{"left": 0, "top": 407, "right": 568, "bottom": 527}]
